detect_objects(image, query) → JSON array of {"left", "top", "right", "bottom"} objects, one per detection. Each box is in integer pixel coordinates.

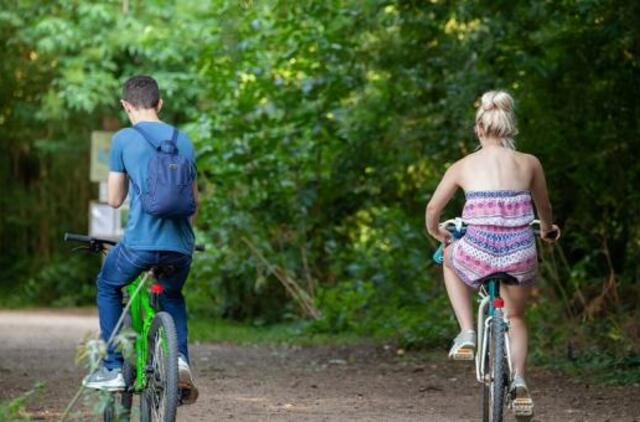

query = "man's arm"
[{"left": 108, "top": 171, "right": 129, "bottom": 208}]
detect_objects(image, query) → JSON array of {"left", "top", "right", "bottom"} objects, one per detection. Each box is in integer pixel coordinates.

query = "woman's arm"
[
  {"left": 425, "top": 163, "right": 460, "bottom": 242},
  {"left": 529, "top": 157, "right": 552, "bottom": 229},
  {"left": 529, "top": 156, "right": 559, "bottom": 241}
]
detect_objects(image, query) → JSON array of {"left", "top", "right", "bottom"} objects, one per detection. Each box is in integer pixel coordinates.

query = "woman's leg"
[
  {"left": 443, "top": 264, "right": 475, "bottom": 332},
  {"left": 500, "top": 284, "right": 532, "bottom": 376}
]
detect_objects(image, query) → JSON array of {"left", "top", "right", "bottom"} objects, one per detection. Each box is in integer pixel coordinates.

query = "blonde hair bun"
[
  {"left": 476, "top": 90, "right": 518, "bottom": 149},
  {"left": 481, "top": 91, "right": 513, "bottom": 112}
]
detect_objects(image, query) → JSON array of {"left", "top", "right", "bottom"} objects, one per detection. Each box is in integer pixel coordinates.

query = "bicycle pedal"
[
  {"left": 511, "top": 398, "right": 534, "bottom": 416},
  {"left": 451, "top": 348, "right": 475, "bottom": 360}
]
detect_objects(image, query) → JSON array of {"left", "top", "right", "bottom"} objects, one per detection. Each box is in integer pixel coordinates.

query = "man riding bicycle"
[{"left": 83, "top": 75, "right": 199, "bottom": 404}]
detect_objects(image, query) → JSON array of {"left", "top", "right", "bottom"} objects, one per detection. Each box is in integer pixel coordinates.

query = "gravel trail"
[{"left": 0, "top": 310, "right": 638, "bottom": 421}]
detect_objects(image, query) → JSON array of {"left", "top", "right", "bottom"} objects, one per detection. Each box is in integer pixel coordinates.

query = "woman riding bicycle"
[{"left": 425, "top": 90, "right": 559, "bottom": 408}]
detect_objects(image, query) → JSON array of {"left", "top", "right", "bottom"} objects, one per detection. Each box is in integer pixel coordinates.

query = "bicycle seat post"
[
  {"left": 479, "top": 273, "right": 515, "bottom": 316},
  {"left": 487, "top": 279, "right": 503, "bottom": 317}
]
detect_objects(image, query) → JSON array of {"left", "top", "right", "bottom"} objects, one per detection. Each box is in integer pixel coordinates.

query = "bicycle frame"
[
  {"left": 124, "top": 271, "right": 157, "bottom": 392},
  {"left": 475, "top": 279, "right": 513, "bottom": 385}
]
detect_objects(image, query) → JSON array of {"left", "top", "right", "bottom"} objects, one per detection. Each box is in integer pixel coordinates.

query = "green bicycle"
[
  {"left": 64, "top": 233, "right": 204, "bottom": 422},
  {"left": 433, "top": 219, "right": 557, "bottom": 422}
]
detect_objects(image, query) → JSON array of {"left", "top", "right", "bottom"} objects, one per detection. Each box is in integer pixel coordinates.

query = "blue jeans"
[{"left": 97, "top": 243, "right": 192, "bottom": 370}]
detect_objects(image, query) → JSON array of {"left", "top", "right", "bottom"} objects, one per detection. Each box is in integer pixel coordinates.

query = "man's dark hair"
[{"left": 122, "top": 75, "right": 160, "bottom": 109}]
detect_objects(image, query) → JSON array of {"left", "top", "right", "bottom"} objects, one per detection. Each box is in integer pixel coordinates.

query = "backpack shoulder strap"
[
  {"left": 132, "top": 125, "right": 159, "bottom": 150},
  {"left": 170, "top": 128, "right": 179, "bottom": 144}
]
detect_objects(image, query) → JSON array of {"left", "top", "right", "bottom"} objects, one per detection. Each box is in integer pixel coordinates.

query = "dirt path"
[{"left": 0, "top": 310, "right": 638, "bottom": 421}]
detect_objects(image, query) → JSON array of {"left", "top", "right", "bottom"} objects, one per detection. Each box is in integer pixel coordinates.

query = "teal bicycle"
[
  {"left": 65, "top": 233, "right": 204, "bottom": 422},
  {"left": 433, "top": 219, "right": 557, "bottom": 422}
]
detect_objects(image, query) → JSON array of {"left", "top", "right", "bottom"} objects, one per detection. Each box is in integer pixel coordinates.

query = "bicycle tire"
[
  {"left": 140, "top": 389, "right": 152, "bottom": 422},
  {"left": 490, "top": 309, "right": 507, "bottom": 422},
  {"left": 140, "top": 311, "right": 179, "bottom": 422},
  {"left": 481, "top": 324, "right": 490, "bottom": 422}
]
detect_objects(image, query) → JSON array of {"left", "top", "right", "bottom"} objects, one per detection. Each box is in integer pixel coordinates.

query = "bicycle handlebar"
[
  {"left": 438, "top": 219, "right": 558, "bottom": 239},
  {"left": 529, "top": 220, "right": 560, "bottom": 240},
  {"left": 64, "top": 233, "right": 117, "bottom": 246},
  {"left": 64, "top": 233, "right": 206, "bottom": 253},
  {"left": 432, "top": 219, "right": 559, "bottom": 264}
]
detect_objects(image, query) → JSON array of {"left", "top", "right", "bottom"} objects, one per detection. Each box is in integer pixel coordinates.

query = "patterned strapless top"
[
  {"left": 447, "top": 190, "right": 538, "bottom": 287},
  {"left": 462, "top": 190, "right": 534, "bottom": 227}
]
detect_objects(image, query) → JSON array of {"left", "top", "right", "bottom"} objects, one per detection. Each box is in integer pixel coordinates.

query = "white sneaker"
[
  {"left": 82, "top": 367, "right": 125, "bottom": 391},
  {"left": 178, "top": 356, "right": 199, "bottom": 405}
]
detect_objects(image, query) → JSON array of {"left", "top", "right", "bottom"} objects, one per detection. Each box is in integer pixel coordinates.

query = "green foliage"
[
  {"left": 0, "top": 253, "right": 99, "bottom": 308},
  {"left": 21, "top": 254, "right": 100, "bottom": 306},
  {"left": 189, "top": 317, "right": 360, "bottom": 346},
  {"left": 307, "top": 205, "right": 456, "bottom": 347},
  {"left": 1, "top": 0, "right": 212, "bottom": 305},
  {"left": 0, "top": 382, "right": 45, "bottom": 422},
  {"left": 1, "top": 0, "right": 639, "bottom": 383}
]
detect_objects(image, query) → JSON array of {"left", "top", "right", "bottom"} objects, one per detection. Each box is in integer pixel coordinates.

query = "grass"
[
  {"left": 543, "top": 352, "right": 640, "bottom": 385},
  {"left": 0, "top": 382, "right": 45, "bottom": 422},
  {"left": 189, "top": 318, "right": 364, "bottom": 346}
]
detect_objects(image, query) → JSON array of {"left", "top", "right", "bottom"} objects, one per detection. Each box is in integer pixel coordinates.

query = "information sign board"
[
  {"left": 90, "top": 131, "right": 113, "bottom": 183},
  {"left": 89, "top": 201, "right": 123, "bottom": 240}
]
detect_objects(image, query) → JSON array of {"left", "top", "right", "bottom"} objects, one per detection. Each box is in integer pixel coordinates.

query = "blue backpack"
[{"left": 131, "top": 124, "right": 196, "bottom": 218}]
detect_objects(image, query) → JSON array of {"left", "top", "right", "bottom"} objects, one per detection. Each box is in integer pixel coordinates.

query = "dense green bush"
[
  {"left": 306, "top": 205, "right": 457, "bottom": 347},
  {"left": 2, "top": 253, "right": 100, "bottom": 308}
]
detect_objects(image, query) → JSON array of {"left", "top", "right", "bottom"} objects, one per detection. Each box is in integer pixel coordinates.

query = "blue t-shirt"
[{"left": 110, "top": 121, "right": 195, "bottom": 255}]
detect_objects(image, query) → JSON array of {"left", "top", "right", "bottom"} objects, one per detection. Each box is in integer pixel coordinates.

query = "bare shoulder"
[
  {"left": 443, "top": 154, "right": 478, "bottom": 189},
  {"left": 515, "top": 152, "right": 542, "bottom": 169},
  {"left": 445, "top": 155, "right": 470, "bottom": 175}
]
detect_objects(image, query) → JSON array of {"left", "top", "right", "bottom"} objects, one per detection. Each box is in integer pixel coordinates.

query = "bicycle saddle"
[
  {"left": 151, "top": 264, "right": 176, "bottom": 278},
  {"left": 478, "top": 272, "right": 519, "bottom": 285}
]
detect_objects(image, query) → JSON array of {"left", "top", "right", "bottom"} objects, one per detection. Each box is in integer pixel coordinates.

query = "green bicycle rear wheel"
[{"left": 140, "top": 312, "right": 179, "bottom": 422}]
